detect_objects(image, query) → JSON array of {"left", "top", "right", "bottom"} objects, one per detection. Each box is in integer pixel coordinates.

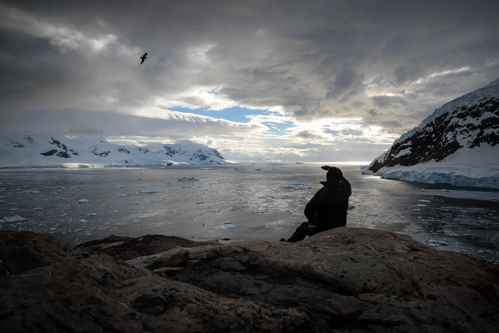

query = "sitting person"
[{"left": 282, "top": 166, "right": 351, "bottom": 242}]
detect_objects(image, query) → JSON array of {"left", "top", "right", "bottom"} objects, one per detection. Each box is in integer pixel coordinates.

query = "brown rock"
[
  {"left": 135, "top": 227, "right": 499, "bottom": 332},
  {"left": 1, "top": 228, "right": 498, "bottom": 332},
  {"left": 0, "top": 231, "right": 308, "bottom": 332},
  {"left": 77, "top": 234, "right": 216, "bottom": 261}
]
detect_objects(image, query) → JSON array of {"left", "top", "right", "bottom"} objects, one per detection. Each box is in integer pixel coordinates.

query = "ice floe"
[
  {"left": 140, "top": 188, "right": 157, "bottom": 193},
  {"left": 50, "top": 186, "right": 65, "bottom": 191},
  {"left": 223, "top": 221, "right": 237, "bottom": 228},
  {"left": 78, "top": 199, "right": 90, "bottom": 203},
  {"left": 2, "top": 215, "right": 28, "bottom": 222}
]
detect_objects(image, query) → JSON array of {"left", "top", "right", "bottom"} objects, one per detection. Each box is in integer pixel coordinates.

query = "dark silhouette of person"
[
  {"left": 140, "top": 53, "right": 147, "bottom": 64},
  {"left": 282, "top": 166, "right": 351, "bottom": 242}
]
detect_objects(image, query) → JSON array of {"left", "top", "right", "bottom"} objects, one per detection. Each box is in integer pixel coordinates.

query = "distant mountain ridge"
[
  {"left": 0, "top": 132, "right": 228, "bottom": 168},
  {"left": 364, "top": 79, "right": 499, "bottom": 189}
]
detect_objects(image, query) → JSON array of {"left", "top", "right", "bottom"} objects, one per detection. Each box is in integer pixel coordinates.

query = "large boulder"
[{"left": 1, "top": 228, "right": 498, "bottom": 332}]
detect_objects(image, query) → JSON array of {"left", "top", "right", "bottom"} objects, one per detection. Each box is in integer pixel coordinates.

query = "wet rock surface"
[{"left": 1, "top": 228, "right": 499, "bottom": 332}]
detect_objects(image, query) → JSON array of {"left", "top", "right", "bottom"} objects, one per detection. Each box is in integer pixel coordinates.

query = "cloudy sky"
[{"left": 1, "top": 0, "right": 498, "bottom": 162}]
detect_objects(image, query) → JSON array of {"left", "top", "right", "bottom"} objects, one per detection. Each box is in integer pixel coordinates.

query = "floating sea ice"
[
  {"left": 140, "top": 188, "right": 157, "bottom": 193},
  {"left": 272, "top": 196, "right": 285, "bottom": 199},
  {"left": 79, "top": 219, "right": 88, "bottom": 223},
  {"left": 418, "top": 200, "right": 431, "bottom": 203},
  {"left": 87, "top": 213, "right": 97, "bottom": 216},
  {"left": 368, "top": 227, "right": 375, "bottom": 229},
  {"left": 50, "top": 186, "right": 65, "bottom": 191},
  {"left": 196, "top": 201, "right": 204, "bottom": 204},
  {"left": 78, "top": 199, "right": 90, "bottom": 203},
  {"left": 224, "top": 221, "right": 232, "bottom": 224},
  {"left": 366, "top": 213, "right": 378, "bottom": 216},
  {"left": 438, "top": 241, "right": 449, "bottom": 245},
  {"left": 118, "top": 194, "right": 127, "bottom": 197},
  {"left": 298, "top": 184, "right": 312, "bottom": 189},
  {"left": 413, "top": 209, "right": 421, "bottom": 211},
  {"left": 132, "top": 203, "right": 140, "bottom": 205},
  {"left": 224, "top": 224, "right": 237, "bottom": 228},
  {"left": 33, "top": 207, "right": 44, "bottom": 210},
  {"left": 348, "top": 204, "right": 355, "bottom": 210},
  {"left": 287, "top": 180, "right": 301, "bottom": 185},
  {"left": 23, "top": 190, "right": 40, "bottom": 194},
  {"left": 417, "top": 204, "right": 427, "bottom": 207},
  {"left": 257, "top": 210, "right": 265, "bottom": 213},
  {"left": 0, "top": 200, "right": 5, "bottom": 204},
  {"left": 3, "top": 215, "right": 28, "bottom": 222},
  {"left": 129, "top": 177, "right": 142, "bottom": 181}
]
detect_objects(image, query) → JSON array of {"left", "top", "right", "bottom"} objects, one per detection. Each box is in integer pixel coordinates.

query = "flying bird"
[{"left": 140, "top": 53, "right": 147, "bottom": 64}]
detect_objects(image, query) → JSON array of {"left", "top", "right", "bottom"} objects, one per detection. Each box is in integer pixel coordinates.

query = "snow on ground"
[{"left": 363, "top": 144, "right": 499, "bottom": 189}]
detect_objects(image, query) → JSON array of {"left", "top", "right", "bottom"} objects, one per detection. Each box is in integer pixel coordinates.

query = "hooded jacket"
[{"left": 304, "top": 177, "right": 351, "bottom": 230}]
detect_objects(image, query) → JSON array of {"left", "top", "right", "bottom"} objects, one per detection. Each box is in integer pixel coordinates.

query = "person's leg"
[{"left": 286, "top": 222, "right": 316, "bottom": 242}]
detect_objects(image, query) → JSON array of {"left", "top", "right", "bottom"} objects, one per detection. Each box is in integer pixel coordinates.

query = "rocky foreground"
[{"left": 1, "top": 228, "right": 498, "bottom": 332}]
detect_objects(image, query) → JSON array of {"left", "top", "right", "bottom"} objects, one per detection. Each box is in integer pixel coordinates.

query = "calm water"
[{"left": 1, "top": 163, "right": 498, "bottom": 264}]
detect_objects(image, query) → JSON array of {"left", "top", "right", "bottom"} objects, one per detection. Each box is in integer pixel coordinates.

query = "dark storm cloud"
[
  {"left": 372, "top": 95, "right": 409, "bottom": 109},
  {"left": 0, "top": 0, "right": 498, "bottom": 139}
]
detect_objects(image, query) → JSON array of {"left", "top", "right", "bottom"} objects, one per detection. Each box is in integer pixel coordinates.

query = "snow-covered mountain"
[
  {"left": 0, "top": 132, "right": 229, "bottom": 168},
  {"left": 363, "top": 78, "right": 499, "bottom": 189}
]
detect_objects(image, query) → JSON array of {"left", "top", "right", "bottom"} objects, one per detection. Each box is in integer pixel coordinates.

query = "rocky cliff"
[
  {"left": 364, "top": 79, "right": 499, "bottom": 189},
  {"left": 1, "top": 228, "right": 498, "bottom": 332}
]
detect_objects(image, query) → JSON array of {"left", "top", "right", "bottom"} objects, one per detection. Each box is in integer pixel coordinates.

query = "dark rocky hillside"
[{"left": 366, "top": 79, "right": 499, "bottom": 174}]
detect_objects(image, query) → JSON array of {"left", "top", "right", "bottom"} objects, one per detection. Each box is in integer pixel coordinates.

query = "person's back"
[{"left": 283, "top": 166, "right": 351, "bottom": 242}]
